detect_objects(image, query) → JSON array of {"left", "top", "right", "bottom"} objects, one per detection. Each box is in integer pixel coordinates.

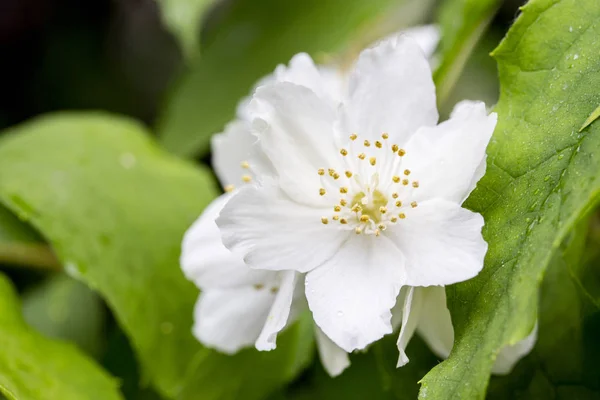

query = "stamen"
[
  {"left": 375, "top": 229, "right": 381, "bottom": 236},
  {"left": 253, "top": 284, "right": 264, "bottom": 290},
  {"left": 398, "top": 149, "right": 406, "bottom": 156},
  {"left": 340, "top": 187, "right": 348, "bottom": 194},
  {"left": 319, "top": 188, "right": 326, "bottom": 196},
  {"left": 358, "top": 153, "right": 366, "bottom": 160},
  {"left": 375, "top": 141, "right": 382, "bottom": 148},
  {"left": 318, "top": 168, "right": 325, "bottom": 176},
  {"left": 412, "top": 181, "right": 419, "bottom": 188},
  {"left": 392, "top": 193, "right": 399, "bottom": 199},
  {"left": 340, "top": 199, "right": 347, "bottom": 206},
  {"left": 404, "top": 169, "right": 411, "bottom": 176},
  {"left": 333, "top": 215, "right": 340, "bottom": 221},
  {"left": 379, "top": 206, "right": 387, "bottom": 214},
  {"left": 360, "top": 215, "right": 370, "bottom": 222},
  {"left": 270, "top": 287, "right": 279, "bottom": 294},
  {"left": 333, "top": 172, "right": 340, "bottom": 180},
  {"left": 345, "top": 171, "right": 353, "bottom": 178},
  {"left": 381, "top": 133, "right": 389, "bottom": 139},
  {"left": 363, "top": 140, "right": 371, "bottom": 147},
  {"left": 402, "top": 179, "right": 409, "bottom": 186},
  {"left": 378, "top": 224, "right": 386, "bottom": 231},
  {"left": 241, "top": 161, "right": 250, "bottom": 169},
  {"left": 224, "top": 184, "right": 235, "bottom": 192},
  {"left": 395, "top": 200, "right": 402, "bottom": 207},
  {"left": 242, "top": 175, "right": 252, "bottom": 183},
  {"left": 321, "top": 217, "right": 328, "bottom": 224},
  {"left": 334, "top": 205, "right": 342, "bottom": 212},
  {"left": 391, "top": 144, "right": 399, "bottom": 152},
  {"left": 392, "top": 176, "right": 400, "bottom": 183},
  {"left": 340, "top": 218, "right": 348, "bottom": 225},
  {"left": 328, "top": 168, "right": 335, "bottom": 177},
  {"left": 352, "top": 204, "right": 362, "bottom": 213},
  {"left": 399, "top": 213, "right": 406, "bottom": 219},
  {"left": 411, "top": 201, "right": 418, "bottom": 208},
  {"left": 369, "top": 157, "right": 377, "bottom": 166},
  {"left": 390, "top": 216, "right": 398, "bottom": 223},
  {"left": 355, "top": 227, "right": 362, "bottom": 234},
  {"left": 350, "top": 133, "right": 358, "bottom": 141},
  {"left": 340, "top": 149, "right": 348, "bottom": 156}
]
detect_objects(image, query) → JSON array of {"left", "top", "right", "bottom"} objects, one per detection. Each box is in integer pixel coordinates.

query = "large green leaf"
[
  {"left": 487, "top": 222, "right": 600, "bottom": 398},
  {"left": 433, "top": 0, "right": 500, "bottom": 106},
  {"left": 156, "top": 0, "right": 220, "bottom": 60},
  {"left": 157, "top": 0, "right": 433, "bottom": 158},
  {"left": 0, "top": 272, "right": 122, "bottom": 400},
  {"left": 420, "top": 0, "right": 600, "bottom": 398},
  {"left": 0, "top": 113, "right": 314, "bottom": 399}
]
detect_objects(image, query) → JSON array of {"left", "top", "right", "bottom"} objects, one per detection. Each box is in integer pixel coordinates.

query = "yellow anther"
[
  {"left": 375, "top": 141, "right": 382, "bottom": 148},
  {"left": 390, "top": 216, "right": 398, "bottom": 223},
  {"left": 340, "top": 199, "right": 348, "bottom": 206},
  {"left": 340, "top": 218, "right": 348, "bottom": 225},
  {"left": 253, "top": 283, "right": 264, "bottom": 290},
  {"left": 352, "top": 204, "right": 362, "bottom": 213},
  {"left": 358, "top": 153, "right": 366, "bottom": 160},
  {"left": 334, "top": 205, "right": 342, "bottom": 212},
  {"left": 333, "top": 215, "right": 340, "bottom": 221},
  {"left": 378, "top": 224, "right": 386, "bottom": 231},
  {"left": 404, "top": 169, "right": 411, "bottom": 176},
  {"left": 360, "top": 215, "right": 370, "bottom": 222},
  {"left": 333, "top": 173, "right": 340, "bottom": 180},
  {"left": 379, "top": 206, "right": 387, "bottom": 214},
  {"left": 271, "top": 287, "right": 279, "bottom": 294},
  {"left": 242, "top": 175, "right": 252, "bottom": 183},
  {"left": 392, "top": 176, "right": 400, "bottom": 183},
  {"left": 321, "top": 217, "right": 329, "bottom": 225},
  {"left": 328, "top": 168, "right": 335, "bottom": 176},
  {"left": 318, "top": 168, "right": 325, "bottom": 176},
  {"left": 345, "top": 171, "right": 353, "bottom": 178},
  {"left": 241, "top": 161, "right": 250, "bottom": 169},
  {"left": 340, "top": 149, "right": 348, "bottom": 156},
  {"left": 340, "top": 187, "right": 348, "bottom": 194},
  {"left": 319, "top": 188, "right": 326, "bottom": 196},
  {"left": 402, "top": 179, "right": 409, "bottom": 186},
  {"left": 355, "top": 227, "right": 362, "bottom": 234},
  {"left": 392, "top": 193, "right": 399, "bottom": 199},
  {"left": 369, "top": 157, "right": 377, "bottom": 166},
  {"left": 224, "top": 184, "right": 235, "bottom": 192},
  {"left": 412, "top": 181, "right": 419, "bottom": 188},
  {"left": 411, "top": 201, "right": 418, "bottom": 208},
  {"left": 399, "top": 213, "right": 406, "bottom": 219},
  {"left": 382, "top": 133, "right": 389, "bottom": 139},
  {"left": 395, "top": 200, "right": 402, "bottom": 207},
  {"left": 398, "top": 149, "right": 406, "bottom": 156},
  {"left": 350, "top": 133, "right": 358, "bottom": 141},
  {"left": 391, "top": 144, "right": 399, "bottom": 152},
  {"left": 363, "top": 140, "right": 371, "bottom": 147},
  {"left": 375, "top": 229, "right": 381, "bottom": 237}
]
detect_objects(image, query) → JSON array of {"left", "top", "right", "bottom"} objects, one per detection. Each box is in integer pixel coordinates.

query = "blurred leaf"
[
  {"left": 420, "top": 0, "right": 600, "bottom": 398},
  {"left": 156, "top": 0, "right": 219, "bottom": 59},
  {"left": 0, "top": 204, "right": 59, "bottom": 270},
  {"left": 433, "top": 0, "right": 500, "bottom": 106},
  {"left": 157, "top": 0, "right": 432, "bottom": 158},
  {"left": 488, "top": 222, "right": 600, "bottom": 398},
  {"left": 22, "top": 274, "right": 106, "bottom": 358},
  {"left": 0, "top": 112, "right": 314, "bottom": 400},
  {"left": 0, "top": 272, "right": 122, "bottom": 400}
]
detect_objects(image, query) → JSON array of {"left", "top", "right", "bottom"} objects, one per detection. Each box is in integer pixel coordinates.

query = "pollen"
[
  {"left": 355, "top": 227, "right": 362, "bottom": 234},
  {"left": 340, "top": 149, "right": 348, "bottom": 156},
  {"left": 412, "top": 181, "right": 419, "bottom": 188},
  {"left": 345, "top": 171, "right": 353, "bottom": 178},
  {"left": 358, "top": 153, "right": 366, "bottom": 160},
  {"left": 375, "top": 141, "right": 382, "bottom": 148},
  {"left": 334, "top": 205, "right": 342, "bottom": 212},
  {"left": 399, "top": 213, "right": 406, "bottom": 219},
  {"left": 378, "top": 224, "right": 386, "bottom": 231},
  {"left": 340, "top": 199, "right": 348, "bottom": 206},
  {"left": 391, "top": 144, "right": 399, "bottom": 152},
  {"left": 321, "top": 217, "right": 328, "bottom": 224},
  {"left": 398, "top": 149, "right": 406, "bottom": 156},
  {"left": 381, "top": 133, "right": 389, "bottom": 139},
  {"left": 369, "top": 157, "right": 377, "bottom": 166},
  {"left": 360, "top": 215, "right": 370, "bottom": 222},
  {"left": 319, "top": 188, "right": 326, "bottom": 196},
  {"left": 240, "top": 161, "right": 250, "bottom": 169},
  {"left": 350, "top": 133, "right": 358, "bottom": 141},
  {"left": 352, "top": 204, "right": 362, "bottom": 213},
  {"left": 318, "top": 168, "right": 325, "bottom": 176},
  {"left": 392, "top": 176, "right": 400, "bottom": 183},
  {"left": 224, "top": 184, "right": 235, "bottom": 192},
  {"left": 333, "top": 215, "right": 340, "bottom": 221},
  {"left": 242, "top": 175, "right": 252, "bottom": 183},
  {"left": 392, "top": 193, "right": 399, "bottom": 199},
  {"left": 363, "top": 140, "right": 371, "bottom": 147},
  {"left": 333, "top": 172, "right": 340, "bottom": 180},
  {"left": 340, "top": 218, "right": 348, "bottom": 224},
  {"left": 340, "top": 187, "right": 348, "bottom": 194},
  {"left": 395, "top": 200, "right": 402, "bottom": 207},
  {"left": 404, "top": 169, "right": 411, "bottom": 176},
  {"left": 411, "top": 201, "right": 418, "bottom": 208},
  {"left": 379, "top": 206, "right": 387, "bottom": 214},
  {"left": 390, "top": 216, "right": 398, "bottom": 223},
  {"left": 328, "top": 168, "right": 335, "bottom": 176},
  {"left": 402, "top": 179, "right": 409, "bottom": 186}
]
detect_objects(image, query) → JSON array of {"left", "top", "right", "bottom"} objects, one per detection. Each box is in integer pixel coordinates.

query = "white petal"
[
  {"left": 339, "top": 34, "right": 438, "bottom": 145},
  {"left": 305, "top": 235, "right": 405, "bottom": 352},
  {"left": 217, "top": 183, "right": 347, "bottom": 273},
  {"left": 212, "top": 120, "right": 273, "bottom": 190},
  {"left": 192, "top": 286, "right": 276, "bottom": 354},
  {"left": 181, "top": 194, "right": 273, "bottom": 289},
  {"left": 388, "top": 199, "right": 487, "bottom": 287},
  {"left": 402, "top": 101, "right": 497, "bottom": 204},
  {"left": 396, "top": 287, "right": 422, "bottom": 367},
  {"left": 415, "top": 286, "right": 454, "bottom": 359},
  {"left": 315, "top": 326, "right": 351, "bottom": 377},
  {"left": 249, "top": 82, "right": 342, "bottom": 205},
  {"left": 402, "top": 25, "right": 440, "bottom": 59},
  {"left": 255, "top": 271, "right": 298, "bottom": 351},
  {"left": 492, "top": 324, "right": 538, "bottom": 375}
]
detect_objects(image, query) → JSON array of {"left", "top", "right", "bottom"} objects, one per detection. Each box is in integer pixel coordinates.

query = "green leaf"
[
  {"left": 579, "top": 104, "right": 600, "bottom": 132},
  {"left": 22, "top": 274, "right": 107, "bottom": 358},
  {"left": 433, "top": 0, "right": 500, "bottom": 106},
  {"left": 420, "top": 0, "right": 600, "bottom": 398},
  {"left": 488, "top": 221, "right": 600, "bottom": 398},
  {"left": 0, "top": 204, "right": 59, "bottom": 270},
  {"left": 157, "top": 0, "right": 432, "bottom": 158},
  {"left": 156, "top": 0, "right": 219, "bottom": 60},
  {"left": 0, "top": 112, "right": 314, "bottom": 400},
  {"left": 0, "top": 272, "right": 122, "bottom": 400}
]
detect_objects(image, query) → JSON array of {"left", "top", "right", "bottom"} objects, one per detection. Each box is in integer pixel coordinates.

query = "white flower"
[{"left": 181, "top": 25, "right": 535, "bottom": 377}]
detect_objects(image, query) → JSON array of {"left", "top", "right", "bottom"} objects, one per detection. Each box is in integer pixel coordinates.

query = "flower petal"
[
  {"left": 305, "top": 235, "right": 405, "bottom": 352},
  {"left": 255, "top": 271, "right": 299, "bottom": 351},
  {"left": 181, "top": 194, "right": 274, "bottom": 289},
  {"left": 388, "top": 199, "right": 487, "bottom": 287},
  {"left": 415, "top": 286, "right": 454, "bottom": 359},
  {"left": 315, "top": 326, "right": 350, "bottom": 377},
  {"left": 403, "top": 25, "right": 440, "bottom": 59},
  {"left": 339, "top": 34, "right": 438, "bottom": 145},
  {"left": 249, "top": 82, "right": 342, "bottom": 205},
  {"left": 217, "top": 183, "right": 347, "bottom": 273},
  {"left": 402, "top": 101, "right": 497, "bottom": 204},
  {"left": 396, "top": 287, "right": 422, "bottom": 367},
  {"left": 192, "top": 286, "right": 276, "bottom": 354},
  {"left": 492, "top": 324, "right": 538, "bottom": 375}
]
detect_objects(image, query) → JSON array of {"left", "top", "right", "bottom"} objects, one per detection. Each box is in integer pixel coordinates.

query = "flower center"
[{"left": 318, "top": 133, "right": 420, "bottom": 236}]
